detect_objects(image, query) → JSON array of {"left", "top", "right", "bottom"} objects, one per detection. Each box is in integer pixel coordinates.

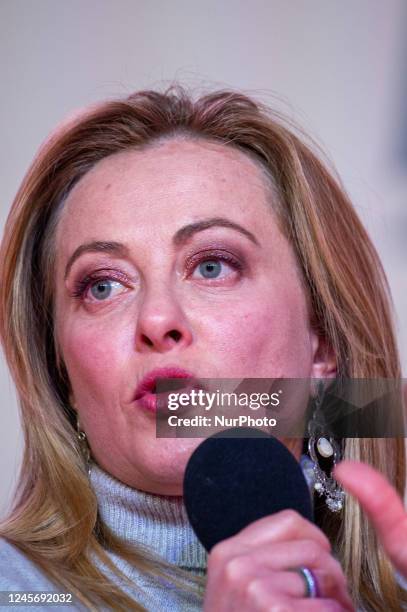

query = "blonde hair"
[{"left": 0, "top": 84, "right": 405, "bottom": 611}]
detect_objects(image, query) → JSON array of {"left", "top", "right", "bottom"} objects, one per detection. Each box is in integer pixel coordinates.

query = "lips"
[{"left": 134, "top": 366, "right": 199, "bottom": 413}]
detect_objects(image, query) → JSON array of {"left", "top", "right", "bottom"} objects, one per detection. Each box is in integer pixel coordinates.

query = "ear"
[{"left": 310, "top": 331, "right": 337, "bottom": 379}]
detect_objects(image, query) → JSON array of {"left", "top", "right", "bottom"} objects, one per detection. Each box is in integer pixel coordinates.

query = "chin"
[{"left": 133, "top": 437, "right": 206, "bottom": 494}]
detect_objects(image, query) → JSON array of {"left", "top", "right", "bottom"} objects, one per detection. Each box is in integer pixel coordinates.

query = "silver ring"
[{"left": 295, "top": 566, "right": 319, "bottom": 598}]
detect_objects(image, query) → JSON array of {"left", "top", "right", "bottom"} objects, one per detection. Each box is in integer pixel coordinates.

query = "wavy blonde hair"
[{"left": 0, "top": 84, "right": 405, "bottom": 611}]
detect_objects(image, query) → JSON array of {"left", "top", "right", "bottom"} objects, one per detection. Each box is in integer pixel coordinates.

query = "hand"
[
  {"left": 203, "top": 509, "right": 355, "bottom": 611},
  {"left": 334, "top": 460, "right": 407, "bottom": 579}
]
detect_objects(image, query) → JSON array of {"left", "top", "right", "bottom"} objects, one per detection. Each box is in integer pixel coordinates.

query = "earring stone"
[
  {"left": 316, "top": 437, "right": 334, "bottom": 458},
  {"left": 307, "top": 383, "right": 345, "bottom": 512}
]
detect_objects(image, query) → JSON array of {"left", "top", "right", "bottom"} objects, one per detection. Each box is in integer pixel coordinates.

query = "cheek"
[
  {"left": 201, "top": 285, "right": 312, "bottom": 377},
  {"left": 59, "top": 315, "right": 132, "bottom": 403}
]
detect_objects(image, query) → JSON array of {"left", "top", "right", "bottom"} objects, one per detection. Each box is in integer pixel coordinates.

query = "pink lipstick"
[{"left": 134, "top": 366, "right": 198, "bottom": 413}]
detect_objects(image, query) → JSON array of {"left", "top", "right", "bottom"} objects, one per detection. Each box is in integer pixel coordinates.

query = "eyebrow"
[
  {"left": 173, "top": 217, "right": 260, "bottom": 248},
  {"left": 64, "top": 241, "right": 129, "bottom": 280},
  {"left": 64, "top": 216, "right": 260, "bottom": 279}
]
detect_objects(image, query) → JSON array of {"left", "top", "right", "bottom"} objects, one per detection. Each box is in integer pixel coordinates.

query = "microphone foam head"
[{"left": 183, "top": 427, "right": 313, "bottom": 552}]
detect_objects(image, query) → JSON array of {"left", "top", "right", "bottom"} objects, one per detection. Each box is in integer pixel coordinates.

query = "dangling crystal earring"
[
  {"left": 307, "top": 381, "right": 345, "bottom": 512},
  {"left": 76, "top": 416, "right": 92, "bottom": 477}
]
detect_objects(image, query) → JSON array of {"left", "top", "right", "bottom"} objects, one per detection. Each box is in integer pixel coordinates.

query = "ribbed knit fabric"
[
  {"left": 1, "top": 455, "right": 405, "bottom": 610},
  {"left": 0, "top": 455, "right": 314, "bottom": 610},
  {"left": 88, "top": 460, "right": 207, "bottom": 611},
  {"left": 0, "top": 459, "right": 208, "bottom": 611}
]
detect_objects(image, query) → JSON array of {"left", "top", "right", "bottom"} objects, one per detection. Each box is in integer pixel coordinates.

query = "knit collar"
[
  {"left": 90, "top": 454, "right": 315, "bottom": 572},
  {"left": 89, "top": 461, "right": 208, "bottom": 571}
]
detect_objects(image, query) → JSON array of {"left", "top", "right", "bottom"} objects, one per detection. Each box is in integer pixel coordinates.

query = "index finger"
[
  {"left": 229, "top": 509, "right": 331, "bottom": 552},
  {"left": 334, "top": 460, "right": 407, "bottom": 573}
]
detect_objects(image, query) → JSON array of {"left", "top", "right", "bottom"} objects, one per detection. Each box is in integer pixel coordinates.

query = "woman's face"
[{"left": 54, "top": 138, "right": 334, "bottom": 495}]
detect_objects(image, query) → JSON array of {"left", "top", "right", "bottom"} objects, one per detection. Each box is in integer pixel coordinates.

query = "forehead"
[{"left": 55, "top": 138, "right": 279, "bottom": 254}]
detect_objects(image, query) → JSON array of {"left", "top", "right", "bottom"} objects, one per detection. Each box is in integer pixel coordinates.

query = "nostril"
[
  {"left": 141, "top": 334, "right": 154, "bottom": 347},
  {"left": 169, "top": 330, "right": 182, "bottom": 342}
]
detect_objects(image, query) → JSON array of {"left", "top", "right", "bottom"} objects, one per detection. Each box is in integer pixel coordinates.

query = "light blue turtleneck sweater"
[
  {"left": 0, "top": 460, "right": 208, "bottom": 610},
  {"left": 0, "top": 457, "right": 405, "bottom": 611}
]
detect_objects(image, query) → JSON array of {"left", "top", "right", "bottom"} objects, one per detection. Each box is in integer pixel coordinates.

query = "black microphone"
[{"left": 183, "top": 427, "right": 313, "bottom": 552}]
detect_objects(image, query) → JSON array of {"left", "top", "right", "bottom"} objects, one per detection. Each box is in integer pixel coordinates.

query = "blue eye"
[
  {"left": 89, "top": 279, "right": 126, "bottom": 301},
  {"left": 197, "top": 260, "right": 222, "bottom": 279},
  {"left": 71, "top": 276, "right": 126, "bottom": 301},
  {"left": 90, "top": 279, "right": 113, "bottom": 300},
  {"left": 190, "top": 253, "right": 243, "bottom": 281}
]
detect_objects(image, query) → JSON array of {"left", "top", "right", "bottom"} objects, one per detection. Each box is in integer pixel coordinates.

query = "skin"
[
  {"left": 334, "top": 460, "right": 407, "bottom": 579},
  {"left": 53, "top": 137, "right": 353, "bottom": 609},
  {"left": 333, "top": 384, "right": 407, "bottom": 579},
  {"left": 54, "top": 137, "right": 335, "bottom": 496}
]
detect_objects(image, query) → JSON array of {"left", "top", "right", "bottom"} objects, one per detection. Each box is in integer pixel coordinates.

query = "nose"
[{"left": 134, "top": 283, "right": 193, "bottom": 354}]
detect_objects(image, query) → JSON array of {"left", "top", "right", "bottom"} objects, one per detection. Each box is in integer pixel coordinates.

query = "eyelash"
[
  {"left": 186, "top": 250, "right": 243, "bottom": 277},
  {"left": 71, "top": 271, "right": 125, "bottom": 300},
  {"left": 71, "top": 252, "right": 244, "bottom": 301}
]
